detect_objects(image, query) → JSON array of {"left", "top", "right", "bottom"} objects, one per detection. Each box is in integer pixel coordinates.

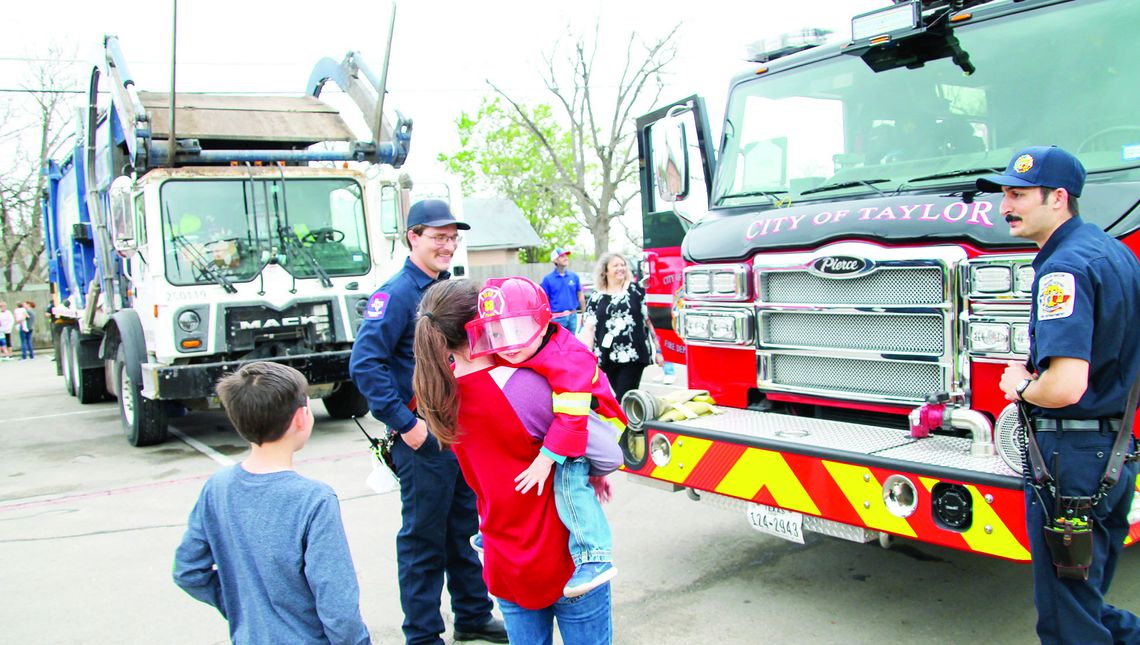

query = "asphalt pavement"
[{"left": 3, "top": 356, "right": 1138, "bottom": 643}]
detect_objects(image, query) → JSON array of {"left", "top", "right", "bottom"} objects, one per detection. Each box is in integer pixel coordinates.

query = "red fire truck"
[{"left": 626, "top": 0, "right": 1140, "bottom": 561}]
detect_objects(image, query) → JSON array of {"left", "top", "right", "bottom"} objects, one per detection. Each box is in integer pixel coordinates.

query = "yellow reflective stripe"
[
  {"left": 823, "top": 461, "right": 917, "bottom": 537},
  {"left": 552, "top": 392, "right": 591, "bottom": 415},
  {"left": 919, "top": 477, "right": 1031, "bottom": 561},
  {"left": 649, "top": 436, "right": 713, "bottom": 484},
  {"left": 715, "top": 448, "right": 820, "bottom": 515},
  {"left": 599, "top": 414, "right": 626, "bottom": 432},
  {"left": 592, "top": 367, "right": 600, "bottom": 384}
]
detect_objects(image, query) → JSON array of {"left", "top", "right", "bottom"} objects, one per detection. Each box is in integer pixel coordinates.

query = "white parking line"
[
  {"left": 4, "top": 408, "right": 113, "bottom": 423},
  {"left": 168, "top": 427, "right": 236, "bottom": 466}
]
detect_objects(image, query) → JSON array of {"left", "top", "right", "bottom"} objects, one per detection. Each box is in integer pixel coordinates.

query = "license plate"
[{"left": 747, "top": 503, "right": 805, "bottom": 544}]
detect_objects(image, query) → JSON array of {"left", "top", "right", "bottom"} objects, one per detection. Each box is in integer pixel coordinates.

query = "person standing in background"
[
  {"left": 18, "top": 301, "right": 35, "bottom": 360},
  {"left": 0, "top": 302, "right": 13, "bottom": 360},
  {"left": 578, "top": 253, "right": 663, "bottom": 403},
  {"left": 541, "top": 248, "right": 584, "bottom": 334}
]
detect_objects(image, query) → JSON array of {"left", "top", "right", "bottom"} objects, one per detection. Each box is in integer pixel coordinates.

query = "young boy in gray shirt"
[{"left": 173, "top": 362, "right": 370, "bottom": 644}]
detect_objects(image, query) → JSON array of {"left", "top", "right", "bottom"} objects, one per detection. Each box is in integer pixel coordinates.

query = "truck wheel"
[
  {"left": 116, "top": 344, "right": 168, "bottom": 446},
  {"left": 322, "top": 381, "right": 369, "bottom": 419},
  {"left": 61, "top": 328, "right": 77, "bottom": 397},
  {"left": 72, "top": 333, "right": 107, "bottom": 404}
]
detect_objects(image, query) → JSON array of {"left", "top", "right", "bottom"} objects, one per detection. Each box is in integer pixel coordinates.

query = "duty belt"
[{"left": 1034, "top": 418, "right": 1122, "bottom": 432}]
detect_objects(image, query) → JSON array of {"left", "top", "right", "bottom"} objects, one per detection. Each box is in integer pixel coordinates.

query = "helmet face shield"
[
  {"left": 465, "top": 278, "right": 553, "bottom": 358},
  {"left": 466, "top": 314, "right": 545, "bottom": 357}
]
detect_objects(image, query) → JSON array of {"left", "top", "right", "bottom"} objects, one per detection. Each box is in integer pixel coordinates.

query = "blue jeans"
[
  {"left": 554, "top": 457, "right": 612, "bottom": 566},
  {"left": 498, "top": 581, "right": 612, "bottom": 645},
  {"left": 392, "top": 433, "right": 493, "bottom": 645},
  {"left": 1025, "top": 431, "right": 1140, "bottom": 644},
  {"left": 19, "top": 329, "right": 33, "bottom": 359},
  {"left": 552, "top": 313, "right": 578, "bottom": 334}
]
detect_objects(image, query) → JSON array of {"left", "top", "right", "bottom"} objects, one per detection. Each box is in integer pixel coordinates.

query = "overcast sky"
[{"left": 4, "top": 0, "right": 887, "bottom": 178}]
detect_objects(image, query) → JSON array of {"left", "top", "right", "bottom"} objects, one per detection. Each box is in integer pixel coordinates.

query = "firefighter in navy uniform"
[
  {"left": 349, "top": 200, "right": 508, "bottom": 645},
  {"left": 980, "top": 146, "right": 1140, "bottom": 645}
]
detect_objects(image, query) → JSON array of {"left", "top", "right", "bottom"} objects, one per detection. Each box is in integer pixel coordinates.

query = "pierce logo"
[{"left": 809, "top": 256, "right": 868, "bottom": 277}]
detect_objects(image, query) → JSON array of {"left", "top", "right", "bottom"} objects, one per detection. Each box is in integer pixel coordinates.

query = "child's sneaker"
[
  {"left": 469, "top": 532, "right": 484, "bottom": 555},
  {"left": 563, "top": 562, "right": 616, "bottom": 598}
]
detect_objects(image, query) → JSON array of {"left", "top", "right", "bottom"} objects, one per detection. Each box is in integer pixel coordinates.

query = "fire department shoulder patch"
[
  {"left": 365, "top": 292, "right": 390, "bottom": 320},
  {"left": 1037, "top": 272, "right": 1075, "bottom": 321}
]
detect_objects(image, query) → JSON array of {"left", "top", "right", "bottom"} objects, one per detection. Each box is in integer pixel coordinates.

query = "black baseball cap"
[
  {"left": 976, "top": 145, "right": 1087, "bottom": 197},
  {"left": 406, "top": 199, "right": 470, "bottom": 230}
]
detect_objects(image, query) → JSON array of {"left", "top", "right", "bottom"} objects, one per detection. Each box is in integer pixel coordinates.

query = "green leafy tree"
[{"left": 439, "top": 97, "right": 578, "bottom": 263}]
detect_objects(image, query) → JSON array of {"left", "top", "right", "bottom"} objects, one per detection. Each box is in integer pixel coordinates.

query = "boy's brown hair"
[{"left": 215, "top": 362, "right": 309, "bottom": 445}]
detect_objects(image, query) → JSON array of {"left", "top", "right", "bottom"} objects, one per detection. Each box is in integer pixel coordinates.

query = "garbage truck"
[
  {"left": 42, "top": 26, "right": 426, "bottom": 447},
  {"left": 626, "top": 0, "right": 1140, "bottom": 560}
]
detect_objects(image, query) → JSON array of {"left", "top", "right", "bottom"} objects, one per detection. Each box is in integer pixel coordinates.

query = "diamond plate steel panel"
[
  {"left": 680, "top": 408, "right": 915, "bottom": 454},
  {"left": 874, "top": 439, "right": 1020, "bottom": 477}
]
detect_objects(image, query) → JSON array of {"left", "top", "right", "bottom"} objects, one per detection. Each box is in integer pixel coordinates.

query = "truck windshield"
[
  {"left": 715, "top": 0, "right": 1140, "bottom": 208},
  {"left": 161, "top": 177, "right": 370, "bottom": 286}
]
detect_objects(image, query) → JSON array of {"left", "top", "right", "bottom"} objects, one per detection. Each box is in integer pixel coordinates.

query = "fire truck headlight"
[
  {"left": 649, "top": 434, "right": 672, "bottom": 467},
  {"left": 1015, "top": 264, "right": 1035, "bottom": 294},
  {"left": 684, "top": 313, "right": 711, "bottom": 340},
  {"left": 177, "top": 310, "right": 202, "bottom": 333},
  {"left": 685, "top": 271, "right": 711, "bottom": 295},
  {"left": 712, "top": 271, "right": 738, "bottom": 294},
  {"left": 1012, "top": 324, "right": 1030, "bottom": 354},
  {"left": 971, "top": 265, "right": 1013, "bottom": 294},
  {"left": 968, "top": 322, "right": 1010, "bottom": 353},
  {"left": 882, "top": 475, "right": 918, "bottom": 518},
  {"left": 709, "top": 315, "right": 736, "bottom": 340}
]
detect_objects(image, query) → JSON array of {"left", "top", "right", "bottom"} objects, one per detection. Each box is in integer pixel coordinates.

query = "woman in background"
[{"left": 578, "top": 253, "right": 663, "bottom": 402}]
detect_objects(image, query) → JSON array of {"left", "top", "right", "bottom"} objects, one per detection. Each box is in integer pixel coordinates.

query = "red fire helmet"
[{"left": 465, "top": 277, "right": 552, "bottom": 357}]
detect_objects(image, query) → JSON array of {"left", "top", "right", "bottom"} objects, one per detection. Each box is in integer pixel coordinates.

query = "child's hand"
[
  {"left": 589, "top": 476, "right": 612, "bottom": 503},
  {"left": 515, "top": 453, "right": 556, "bottom": 495}
]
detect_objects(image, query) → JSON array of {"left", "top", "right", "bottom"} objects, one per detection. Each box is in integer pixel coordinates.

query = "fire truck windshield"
[
  {"left": 714, "top": 0, "right": 1140, "bottom": 209},
  {"left": 161, "top": 177, "right": 371, "bottom": 287}
]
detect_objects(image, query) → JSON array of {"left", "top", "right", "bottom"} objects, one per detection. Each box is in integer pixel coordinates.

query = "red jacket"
[
  {"left": 453, "top": 366, "right": 574, "bottom": 609},
  {"left": 516, "top": 324, "right": 628, "bottom": 459}
]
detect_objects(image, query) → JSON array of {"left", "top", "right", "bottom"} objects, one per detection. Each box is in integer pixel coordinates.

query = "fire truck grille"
[
  {"left": 759, "top": 268, "right": 944, "bottom": 305},
  {"left": 767, "top": 354, "right": 943, "bottom": 401},
  {"left": 760, "top": 311, "right": 944, "bottom": 354}
]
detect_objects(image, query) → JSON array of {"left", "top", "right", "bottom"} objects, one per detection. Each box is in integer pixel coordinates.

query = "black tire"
[
  {"left": 52, "top": 324, "right": 64, "bottom": 376},
  {"left": 61, "top": 327, "right": 77, "bottom": 397},
  {"left": 322, "top": 381, "right": 369, "bottom": 419},
  {"left": 116, "top": 344, "right": 168, "bottom": 446},
  {"left": 72, "top": 332, "right": 107, "bottom": 404}
]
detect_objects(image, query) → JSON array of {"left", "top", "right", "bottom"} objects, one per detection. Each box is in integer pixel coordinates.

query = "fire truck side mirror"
[{"left": 652, "top": 108, "right": 690, "bottom": 203}]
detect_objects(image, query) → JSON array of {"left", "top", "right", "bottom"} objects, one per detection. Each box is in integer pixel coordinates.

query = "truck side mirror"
[
  {"left": 109, "top": 176, "right": 138, "bottom": 258},
  {"left": 651, "top": 107, "right": 690, "bottom": 203}
]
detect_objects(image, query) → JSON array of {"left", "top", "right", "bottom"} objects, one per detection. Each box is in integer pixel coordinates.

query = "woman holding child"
[{"left": 412, "top": 278, "right": 619, "bottom": 644}]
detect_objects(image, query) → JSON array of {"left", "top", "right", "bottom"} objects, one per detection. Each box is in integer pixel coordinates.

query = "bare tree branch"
[{"left": 486, "top": 21, "right": 679, "bottom": 258}]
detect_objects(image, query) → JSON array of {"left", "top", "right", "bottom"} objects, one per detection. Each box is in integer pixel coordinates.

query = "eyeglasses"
[{"left": 421, "top": 233, "right": 463, "bottom": 246}]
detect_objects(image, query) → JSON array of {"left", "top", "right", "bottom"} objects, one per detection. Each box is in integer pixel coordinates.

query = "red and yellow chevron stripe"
[{"left": 626, "top": 430, "right": 1033, "bottom": 561}]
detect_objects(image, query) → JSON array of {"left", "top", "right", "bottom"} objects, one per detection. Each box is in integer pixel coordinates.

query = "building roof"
[{"left": 462, "top": 198, "right": 543, "bottom": 251}]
